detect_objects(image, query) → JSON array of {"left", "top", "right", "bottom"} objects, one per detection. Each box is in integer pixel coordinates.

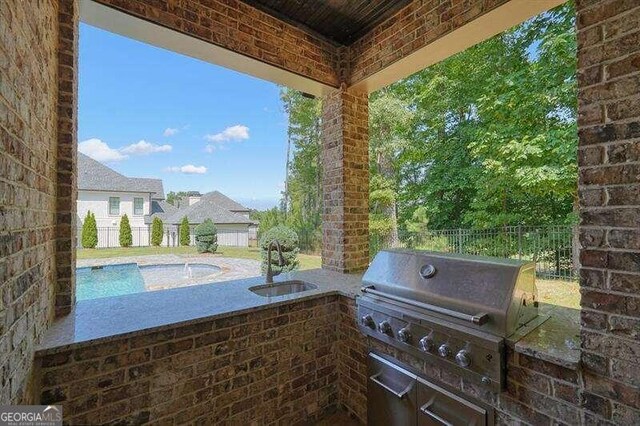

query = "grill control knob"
[
  {"left": 455, "top": 349, "right": 472, "bottom": 368},
  {"left": 419, "top": 336, "right": 434, "bottom": 352},
  {"left": 378, "top": 320, "right": 392, "bottom": 335},
  {"left": 397, "top": 327, "right": 412, "bottom": 343},
  {"left": 438, "top": 344, "right": 451, "bottom": 358},
  {"left": 360, "top": 314, "right": 375, "bottom": 329}
]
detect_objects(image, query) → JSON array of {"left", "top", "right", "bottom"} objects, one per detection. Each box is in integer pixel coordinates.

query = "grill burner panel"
[{"left": 357, "top": 249, "right": 538, "bottom": 392}]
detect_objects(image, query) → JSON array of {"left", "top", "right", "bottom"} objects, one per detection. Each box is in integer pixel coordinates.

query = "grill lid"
[{"left": 361, "top": 249, "right": 537, "bottom": 337}]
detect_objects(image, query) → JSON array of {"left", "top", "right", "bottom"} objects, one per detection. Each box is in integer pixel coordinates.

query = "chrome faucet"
[{"left": 266, "top": 240, "right": 285, "bottom": 284}]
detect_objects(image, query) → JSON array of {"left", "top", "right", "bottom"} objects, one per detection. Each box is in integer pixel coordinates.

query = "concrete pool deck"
[{"left": 77, "top": 254, "right": 262, "bottom": 290}]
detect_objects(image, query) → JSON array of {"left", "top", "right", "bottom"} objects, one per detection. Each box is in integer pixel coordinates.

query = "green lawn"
[
  {"left": 77, "top": 246, "right": 322, "bottom": 270},
  {"left": 536, "top": 278, "right": 580, "bottom": 309}
]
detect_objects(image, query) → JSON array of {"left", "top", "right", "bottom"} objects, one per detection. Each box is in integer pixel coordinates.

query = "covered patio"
[{"left": 2, "top": 0, "right": 639, "bottom": 423}]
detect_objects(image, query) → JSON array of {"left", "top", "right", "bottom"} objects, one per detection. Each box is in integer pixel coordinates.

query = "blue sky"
[{"left": 79, "top": 23, "right": 287, "bottom": 209}]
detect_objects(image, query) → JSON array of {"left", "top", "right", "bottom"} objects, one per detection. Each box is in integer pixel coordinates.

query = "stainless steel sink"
[{"left": 249, "top": 280, "right": 318, "bottom": 297}]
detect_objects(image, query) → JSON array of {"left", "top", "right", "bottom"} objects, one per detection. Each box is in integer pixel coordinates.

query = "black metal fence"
[
  {"left": 371, "top": 225, "right": 577, "bottom": 281},
  {"left": 77, "top": 226, "right": 251, "bottom": 248}
]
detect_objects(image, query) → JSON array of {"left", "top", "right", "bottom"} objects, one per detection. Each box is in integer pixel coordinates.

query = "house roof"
[
  {"left": 202, "top": 191, "right": 250, "bottom": 212},
  {"left": 78, "top": 153, "right": 165, "bottom": 199},
  {"left": 163, "top": 194, "right": 256, "bottom": 225},
  {"left": 146, "top": 200, "right": 178, "bottom": 224}
]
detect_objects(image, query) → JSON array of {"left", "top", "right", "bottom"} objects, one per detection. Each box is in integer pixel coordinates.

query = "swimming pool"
[{"left": 76, "top": 263, "right": 222, "bottom": 300}]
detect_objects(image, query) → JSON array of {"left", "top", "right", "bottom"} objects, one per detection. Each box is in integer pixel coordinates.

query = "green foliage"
[
  {"left": 276, "top": 3, "right": 577, "bottom": 256},
  {"left": 415, "top": 236, "right": 452, "bottom": 253},
  {"left": 252, "top": 207, "right": 286, "bottom": 240},
  {"left": 179, "top": 216, "right": 190, "bottom": 246},
  {"left": 166, "top": 191, "right": 188, "bottom": 207},
  {"left": 195, "top": 219, "right": 218, "bottom": 253},
  {"left": 393, "top": 2, "right": 577, "bottom": 230},
  {"left": 259, "top": 226, "right": 300, "bottom": 274},
  {"left": 151, "top": 217, "right": 164, "bottom": 247},
  {"left": 119, "top": 214, "right": 132, "bottom": 247},
  {"left": 279, "top": 89, "right": 323, "bottom": 252},
  {"left": 81, "top": 211, "right": 98, "bottom": 249},
  {"left": 368, "top": 93, "right": 414, "bottom": 248}
]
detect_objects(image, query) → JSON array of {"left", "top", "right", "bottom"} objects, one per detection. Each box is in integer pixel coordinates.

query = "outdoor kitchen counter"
[
  {"left": 36, "top": 268, "right": 581, "bottom": 370},
  {"left": 514, "top": 304, "right": 581, "bottom": 370},
  {"left": 36, "top": 268, "right": 363, "bottom": 355}
]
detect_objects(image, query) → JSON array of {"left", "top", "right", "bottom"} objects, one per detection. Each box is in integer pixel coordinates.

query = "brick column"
[
  {"left": 577, "top": 0, "right": 640, "bottom": 423},
  {"left": 321, "top": 86, "right": 369, "bottom": 273},
  {"left": 55, "top": 0, "right": 79, "bottom": 316}
]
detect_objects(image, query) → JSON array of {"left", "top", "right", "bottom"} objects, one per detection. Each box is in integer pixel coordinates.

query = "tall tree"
[
  {"left": 280, "top": 89, "right": 323, "bottom": 251},
  {"left": 369, "top": 92, "right": 413, "bottom": 247}
]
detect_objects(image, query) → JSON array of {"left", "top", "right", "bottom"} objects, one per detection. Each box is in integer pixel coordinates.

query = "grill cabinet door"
[
  {"left": 367, "top": 353, "right": 417, "bottom": 426},
  {"left": 417, "top": 377, "right": 486, "bottom": 426}
]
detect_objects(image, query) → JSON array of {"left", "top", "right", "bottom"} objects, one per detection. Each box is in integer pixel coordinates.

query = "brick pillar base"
[{"left": 321, "top": 87, "right": 369, "bottom": 273}]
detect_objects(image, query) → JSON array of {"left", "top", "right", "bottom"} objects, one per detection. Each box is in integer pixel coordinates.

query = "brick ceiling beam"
[
  {"left": 81, "top": 0, "right": 340, "bottom": 97},
  {"left": 348, "top": 0, "right": 567, "bottom": 93}
]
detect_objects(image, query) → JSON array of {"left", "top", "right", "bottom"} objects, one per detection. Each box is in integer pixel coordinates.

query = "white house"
[
  {"left": 77, "top": 153, "right": 256, "bottom": 247},
  {"left": 148, "top": 191, "right": 256, "bottom": 247}
]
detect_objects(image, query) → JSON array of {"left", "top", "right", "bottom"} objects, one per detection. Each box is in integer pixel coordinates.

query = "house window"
[
  {"left": 109, "top": 197, "right": 120, "bottom": 215},
  {"left": 134, "top": 197, "right": 144, "bottom": 215}
]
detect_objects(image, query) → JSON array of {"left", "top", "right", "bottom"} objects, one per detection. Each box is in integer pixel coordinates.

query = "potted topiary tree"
[
  {"left": 179, "top": 216, "right": 190, "bottom": 246},
  {"left": 260, "top": 225, "right": 300, "bottom": 275},
  {"left": 194, "top": 219, "right": 218, "bottom": 253},
  {"left": 151, "top": 217, "right": 163, "bottom": 247},
  {"left": 81, "top": 211, "right": 98, "bottom": 248},
  {"left": 119, "top": 214, "right": 132, "bottom": 247}
]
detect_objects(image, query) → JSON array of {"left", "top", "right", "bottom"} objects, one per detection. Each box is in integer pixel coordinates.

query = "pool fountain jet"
[{"left": 183, "top": 263, "right": 193, "bottom": 279}]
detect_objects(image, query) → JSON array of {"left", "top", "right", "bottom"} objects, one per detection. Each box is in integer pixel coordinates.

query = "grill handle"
[
  {"left": 420, "top": 402, "right": 454, "bottom": 426},
  {"left": 361, "top": 286, "right": 489, "bottom": 326},
  {"left": 369, "top": 373, "right": 413, "bottom": 399}
]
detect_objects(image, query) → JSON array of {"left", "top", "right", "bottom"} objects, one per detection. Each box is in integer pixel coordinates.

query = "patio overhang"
[{"left": 82, "top": 0, "right": 564, "bottom": 96}]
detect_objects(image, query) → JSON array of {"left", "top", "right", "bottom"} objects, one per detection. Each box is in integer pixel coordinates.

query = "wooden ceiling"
[{"left": 241, "top": 0, "right": 413, "bottom": 45}]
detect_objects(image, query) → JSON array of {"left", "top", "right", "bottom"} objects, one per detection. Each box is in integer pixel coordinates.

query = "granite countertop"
[
  {"left": 36, "top": 269, "right": 363, "bottom": 355},
  {"left": 37, "top": 268, "right": 581, "bottom": 370},
  {"left": 514, "top": 303, "right": 581, "bottom": 370}
]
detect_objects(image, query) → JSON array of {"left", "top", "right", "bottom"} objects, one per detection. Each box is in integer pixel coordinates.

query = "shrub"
[
  {"left": 151, "top": 217, "right": 164, "bottom": 246},
  {"left": 260, "top": 226, "right": 299, "bottom": 275},
  {"left": 119, "top": 214, "right": 132, "bottom": 247},
  {"left": 179, "top": 216, "right": 190, "bottom": 246},
  {"left": 81, "top": 211, "right": 98, "bottom": 248},
  {"left": 195, "top": 219, "right": 218, "bottom": 253}
]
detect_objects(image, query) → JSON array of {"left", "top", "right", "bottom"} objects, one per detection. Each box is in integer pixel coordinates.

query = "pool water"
[
  {"left": 76, "top": 263, "right": 222, "bottom": 301},
  {"left": 77, "top": 264, "right": 145, "bottom": 301}
]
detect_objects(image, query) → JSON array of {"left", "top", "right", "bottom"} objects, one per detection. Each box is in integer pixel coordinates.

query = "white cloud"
[
  {"left": 205, "top": 125, "right": 249, "bottom": 143},
  {"left": 79, "top": 138, "right": 127, "bottom": 162},
  {"left": 164, "top": 165, "right": 207, "bottom": 174},
  {"left": 120, "top": 140, "right": 172, "bottom": 155},
  {"left": 163, "top": 127, "right": 178, "bottom": 137}
]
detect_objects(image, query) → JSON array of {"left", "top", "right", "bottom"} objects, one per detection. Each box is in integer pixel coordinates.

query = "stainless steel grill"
[{"left": 357, "top": 249, "right": 539, "bottom": 392}]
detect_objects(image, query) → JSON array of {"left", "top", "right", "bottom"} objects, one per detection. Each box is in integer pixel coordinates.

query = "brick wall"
[
  {"left": 321, "top": 88, "right": 369, "bottom": 273},
  {"left": 55, "top": 0, "right": 79, "bottom": 317},
  {"left": 0, "top": 0, "right": 59, "bottom": 403},
  {"left": 91, "top": 0, "right": 339, "bottom": 88},
  {"left": 577, "top": 0, "right": 640, "bottom": 423},
  {"left": 37, "top": 297, "right": 340, "bottom": 425},
  {"left": 347, "top": 0, "right": 510, "bottom": 85}
]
